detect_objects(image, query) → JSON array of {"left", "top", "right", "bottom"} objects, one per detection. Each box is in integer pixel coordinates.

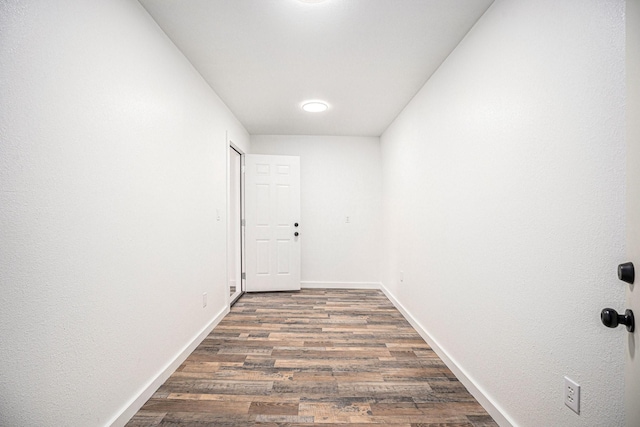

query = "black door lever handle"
[{"left": 601, "top": 308, "right": 635, "bottom": 332}]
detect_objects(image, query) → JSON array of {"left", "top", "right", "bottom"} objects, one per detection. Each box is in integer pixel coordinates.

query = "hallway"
[{"left": 127, "top": 289, "right": 496, "bottom": 426}]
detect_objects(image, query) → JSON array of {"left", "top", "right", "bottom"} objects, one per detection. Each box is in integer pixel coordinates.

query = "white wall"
[
  {"left": 380, "top": 0, "right": 626, "bottom": 426},
  {"left": 251, "top": 135, "right": 381, "bottom": 287},
  {"left": 0, "top": 1, "right": 248, "bottom": 426}
]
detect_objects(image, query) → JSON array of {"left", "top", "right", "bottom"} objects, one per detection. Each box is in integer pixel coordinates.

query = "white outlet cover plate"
[{"left": 564, "top": 376, "right": 580, "bottom": 414}]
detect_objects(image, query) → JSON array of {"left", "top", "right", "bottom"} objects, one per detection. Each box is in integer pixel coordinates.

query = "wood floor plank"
[
  {"left": 126, "top": 289, "right": 497, "bottom": 426},
  {"left": 247, "top": 401, "right": 299, "bottom": 415}
]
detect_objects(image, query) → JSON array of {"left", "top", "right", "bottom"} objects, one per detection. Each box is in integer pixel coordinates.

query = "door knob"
[
  {"left": 294, "top": 232, "right": 299, "bottom": 237},
  {"left": 601, "top": 308, "right": 635, "bottom": 332},
  {"left": 618, "top": 262, "right": 634, "bottom": 284},
  {"left": 294, "top": 222, "right": 299, "bottom": 227}
]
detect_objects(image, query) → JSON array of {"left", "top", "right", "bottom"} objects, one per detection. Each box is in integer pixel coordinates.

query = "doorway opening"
[{"left": 228, "top": 144, "right": 244, "bottom": 306}]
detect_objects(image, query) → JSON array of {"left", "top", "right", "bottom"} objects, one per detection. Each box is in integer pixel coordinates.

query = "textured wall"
[
  {"left": 0, "top": 1, "right": 248, "bottom": 425},
  {"left": 251, "top": 135, "right": 381, "bottom": 287},
  {"left": 380, "top": 0, "right": 626, "bottom": 425}
]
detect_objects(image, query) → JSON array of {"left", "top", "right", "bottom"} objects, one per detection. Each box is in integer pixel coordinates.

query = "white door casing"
[
  {"left": 626, "top": 1, "right": 640, "bottom": 425},
  {"left": 228, "top": 146, "right": 243, "bottom": 304},
  {"left": 245, "top": 154, "right": 301, "bottom": 292}
]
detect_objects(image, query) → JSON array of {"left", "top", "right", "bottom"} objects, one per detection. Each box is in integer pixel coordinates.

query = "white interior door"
[
  {"left": 626, "top": 1, "right": 640, "bottom": 425},
  {"left": 245, "top": 154, "right": 300, "bottom": 292}
]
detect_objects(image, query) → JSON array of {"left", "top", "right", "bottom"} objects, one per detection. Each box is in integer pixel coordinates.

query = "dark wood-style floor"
[{"left": 127, "top": 289, "right": 497, "bottom": 426}]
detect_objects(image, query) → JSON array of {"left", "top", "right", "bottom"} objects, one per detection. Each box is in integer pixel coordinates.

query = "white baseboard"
[
  {"left": 301, "top": 281, "right": 381, "bottom": 289},
  {"left": 107, "top": 305, "right": 230, "bottom": 427},
  {"left": 379, "top": 283, "right": 514, "bottom": 427}
]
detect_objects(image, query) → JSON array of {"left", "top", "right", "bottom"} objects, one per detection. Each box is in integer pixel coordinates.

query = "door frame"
[
  {"left": 625, "top": 0, "right": 640, "bottom": 425},
  {"left": 227, "top": 140, "right": 245, "bottom": 307}
]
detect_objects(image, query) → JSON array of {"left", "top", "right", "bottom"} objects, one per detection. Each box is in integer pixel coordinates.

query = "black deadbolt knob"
[
  {"left": 294, "top": 223, "right": 299, "bottom": 227},
  {"left": 294, "top": 232, "right": 299, "bottom": 237},
  {"left": 601, "top": 308, "right": 635, "bottom": 332},
  {"left": 618, "top": 262, "right": 634, "bottom": 284}
]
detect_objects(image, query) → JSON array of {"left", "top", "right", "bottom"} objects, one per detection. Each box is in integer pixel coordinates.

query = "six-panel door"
[{"left": 244, "top": 154, "right": 301, "bottom": 292}]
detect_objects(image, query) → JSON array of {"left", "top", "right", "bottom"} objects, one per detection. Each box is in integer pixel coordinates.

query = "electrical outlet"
[
  {"left": 400, "top": 271, "right": 404, "bottom": 283},
  {"left": 564, "top": 376, "right": 580, "bottom": 414},
  {"left": 346, "top": 216, "right": 350, "bottom": 223},
  {"left": 203, "top": 292, "right": 207, "bottom": 308}
]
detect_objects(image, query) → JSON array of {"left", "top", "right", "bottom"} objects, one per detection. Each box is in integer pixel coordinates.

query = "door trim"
[{"left": 228, "top": 139, "right": 245, "bottom": 307}]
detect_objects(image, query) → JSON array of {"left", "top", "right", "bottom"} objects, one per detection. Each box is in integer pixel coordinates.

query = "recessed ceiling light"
[{"left": 302, "top": 101, "right": 329, "bottom": 113}]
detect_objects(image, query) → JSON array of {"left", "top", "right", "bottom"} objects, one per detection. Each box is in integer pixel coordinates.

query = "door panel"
[
  {"left": 626, "top": 1, "right": 640, "bottom": 425},
  {"left": 256, "top": 240, "right": 270, "bottom": 274},
  {"left": 245, "top": 154, "right": 300, "bottom": 292},
  {"left": 277, "top": 240, "right": 290, "bottom": 274}
]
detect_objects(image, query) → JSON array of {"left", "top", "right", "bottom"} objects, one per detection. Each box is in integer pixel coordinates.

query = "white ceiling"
[{"left": 139, "top": 0, "right": 494, "bottom": 136}]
